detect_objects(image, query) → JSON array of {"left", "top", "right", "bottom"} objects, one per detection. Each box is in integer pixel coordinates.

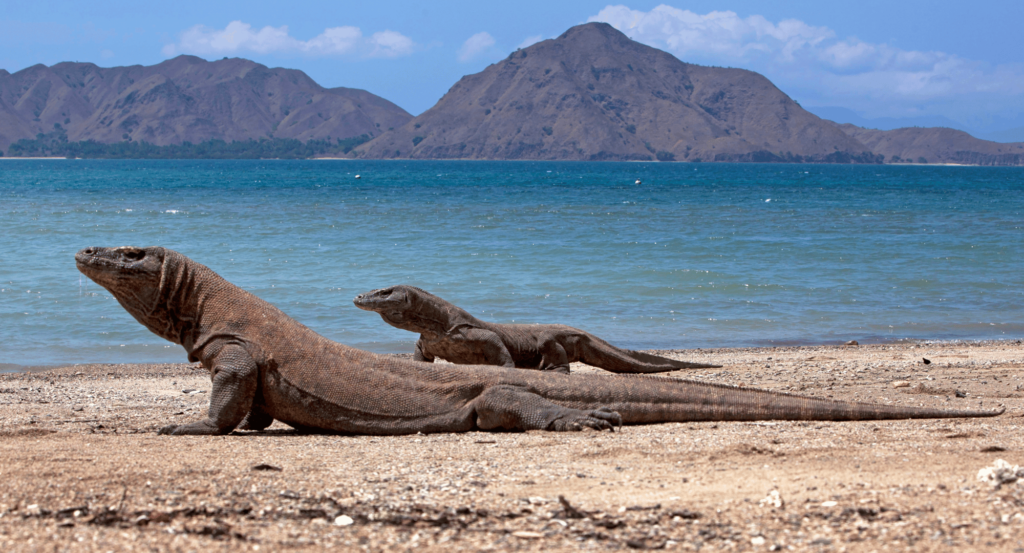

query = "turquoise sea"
[{"left": 1, "top": 160, "right": 1022, "bottom": 370}]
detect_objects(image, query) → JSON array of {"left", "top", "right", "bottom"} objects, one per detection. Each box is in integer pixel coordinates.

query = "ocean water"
[{"left": 1, "top": 159, "right": 1022, "bottom": 370}]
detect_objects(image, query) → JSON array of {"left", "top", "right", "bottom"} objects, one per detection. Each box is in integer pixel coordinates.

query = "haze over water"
[{"left": 1, "top": 160, "right": 1022, "bottom": 369}]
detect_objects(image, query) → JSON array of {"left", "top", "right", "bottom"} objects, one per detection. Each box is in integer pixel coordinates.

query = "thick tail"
[
  {"left": 628, "top": 349, "right": 721, "bottom": 371},
  {"left": 532, "top": 373, "right": 1004, "bottom": 423},
  {"left": 578, "top": 337, "right": 720, "bottom": 373}
]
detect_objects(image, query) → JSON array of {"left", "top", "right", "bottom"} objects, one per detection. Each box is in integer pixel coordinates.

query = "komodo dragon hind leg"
[
  {"left": 238, "top": 403, "right": 274, "bottom": 431},
  {"left": 536, "top": 337, "right": 571, "bottom": 374},
  {"left": 473, "top": 385, "right": 621, "bottom": 431},
  {"left": 158, "top": 345, "right": 258, "bottom": 435},
  {"left": 413, "top": 340, "right": 435, "bottom": 362}
]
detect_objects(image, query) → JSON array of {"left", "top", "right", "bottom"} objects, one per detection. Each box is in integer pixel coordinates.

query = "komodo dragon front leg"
[
  {"left": 159, "top": 344, "right": 258, "bottom": 435},
  {"left": 418, "top": 327, "right": 516, "bottom": 367}
]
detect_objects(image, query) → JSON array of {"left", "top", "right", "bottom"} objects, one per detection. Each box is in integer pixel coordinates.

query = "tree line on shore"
[{"left": 1, "top": 127, "right": 371, "bottom": 159}]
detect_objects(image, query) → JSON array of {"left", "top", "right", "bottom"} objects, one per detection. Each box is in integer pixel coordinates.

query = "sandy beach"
[{"left": 2, "top": 340, "right": 1023, "bottom": 551}]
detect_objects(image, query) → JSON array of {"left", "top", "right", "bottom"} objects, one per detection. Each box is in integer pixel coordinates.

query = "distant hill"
[
  {"left": 358, "top": 22, "right": 879, "bottom": 163},
  {"left": 835, "top": 124, "right": 1024, "bottom": 166},
  {"left": 807, "top": 106, "right": 972, "bottom": 134},
  {"left": 0, "top": 56, "right": 411, "bottom": 153}
]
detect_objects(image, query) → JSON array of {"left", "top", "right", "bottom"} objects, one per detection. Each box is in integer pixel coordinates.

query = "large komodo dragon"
[
  {"left": 354, "top": 285, "right": 719, "bottom": 374},
  {"left": 76, "top": 246, "right": 1003, "bottom": 436}
]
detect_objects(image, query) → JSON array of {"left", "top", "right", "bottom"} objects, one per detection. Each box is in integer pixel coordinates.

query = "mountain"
[
  {"left": 0, "top": 56, "right": 411, "bottom": 152},
  {"left": 358, "top": 22, "right": 878, "bottom": 162},
  {"left": 807, "top": 106, "right": 971, "bottom": 134},
  {"left": 4, "top": 28, "right": 1016, "bottom": 164},
  {"left": 836, "top": 124, "right": 1024, "bottom": 166}
]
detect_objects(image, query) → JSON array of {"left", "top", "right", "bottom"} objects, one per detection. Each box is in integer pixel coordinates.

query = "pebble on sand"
[
  {"left": 759, "top": 490, "right": 784, "bottom": 509},
  {"left": 333, "top": 515, "right": 354, "bottom": 526},
  {"left": 977, "top": 459, "right": 1024, "bottom": 488}
]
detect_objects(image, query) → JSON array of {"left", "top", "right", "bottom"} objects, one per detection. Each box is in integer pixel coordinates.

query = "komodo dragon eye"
[{"left": 123, "top": 250, "right": 145, "bottom": 262}]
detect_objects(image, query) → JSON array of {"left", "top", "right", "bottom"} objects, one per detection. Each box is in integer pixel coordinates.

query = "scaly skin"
[
  {"left": 76, "top": 247, "right": 1003, "bottom": 436},
  {"left": 354, "top": 285, "right": 720, "bottom": 374}
]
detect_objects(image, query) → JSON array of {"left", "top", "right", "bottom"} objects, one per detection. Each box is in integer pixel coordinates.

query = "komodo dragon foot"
[{"left": 549, "top": 407, "right": 622, "bottom": 431}]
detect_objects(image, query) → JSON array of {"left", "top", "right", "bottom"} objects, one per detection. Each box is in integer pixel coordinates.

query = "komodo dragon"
[
  {"left": 76, "top": 246, "right": 1003, "bottom": 436},
  {"left": 354, "top": 285, "right": 718, "bottom": 374}
]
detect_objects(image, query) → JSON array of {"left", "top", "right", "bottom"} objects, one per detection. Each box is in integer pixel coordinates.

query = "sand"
[{"left": 1, "top": 340, "right": 1023, "bottom": 551}]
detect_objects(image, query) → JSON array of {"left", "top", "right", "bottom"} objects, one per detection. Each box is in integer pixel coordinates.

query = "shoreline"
[
  {"left": 1, "top": 339, "right": 1023, "bottom": 549},
  {"left": 0, "top": 156, "right": 70, "bottom": 160},
  {"left": 1, "top": 156, "right": 1019, "bottom": 166},
  {"left": 6, "top": 336, "right": 1021, "bottom": 375}
]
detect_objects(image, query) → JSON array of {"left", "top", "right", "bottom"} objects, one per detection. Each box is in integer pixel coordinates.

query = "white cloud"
[
  {"left": 300, "top": 25, "right": 362, "bottom": 55},
  {"left": 368, "top": 30, "right": 415, "bottom": 58},
  {"left": 588, "top": 4, "right": 1024, "bottom": 123},
  {"left": 591, "top": 5, "right": 834, "bottom": 63},
  {"left": 518, "top": 35, "right": 544, "bottom": 49},
  {"left": 162, "top": 21, "right": 415, "bottom": 58},
  {"left": 457, "top": 31, "right": 496, "bottom": 62}
]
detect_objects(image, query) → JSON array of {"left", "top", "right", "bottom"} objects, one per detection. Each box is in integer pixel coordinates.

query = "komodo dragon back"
[{"left": 77, "top": 247, "right": 1004, "bottom": 437}]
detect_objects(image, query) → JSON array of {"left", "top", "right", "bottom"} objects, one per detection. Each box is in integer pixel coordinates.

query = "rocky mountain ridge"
[
  {"left": 1, "top": 24, "right": 1020, "bottom": 165},
  {"left": 835, "top": 124, "right": 1024, "bottom": 166},
  {"left": 0, "top": 56, "right": 411, "bottom": 152},
  {"left": 358, "top": 23, "right": 878, "bottom": 163}
]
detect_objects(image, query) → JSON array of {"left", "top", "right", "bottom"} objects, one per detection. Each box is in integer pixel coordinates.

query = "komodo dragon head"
[
  {"left": 353, "top": 285, "right": 455, "bottom": 335},
  {"left": 353, "top": 285, "right": 419, "bottom": 326},
  {"left": 75, "top": 246, "right": 195, "bottom": 345}
]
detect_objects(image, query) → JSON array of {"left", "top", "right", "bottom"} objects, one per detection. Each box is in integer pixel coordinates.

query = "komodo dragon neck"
[
  {"left": 143, "top": 250, "right": 283, "bottom": 364},
  {"left": 392, "top": 288, "right": 486, "bottom": 340},
  {"left": 140, "top": 250, "right": 213, "bottom": 359}
]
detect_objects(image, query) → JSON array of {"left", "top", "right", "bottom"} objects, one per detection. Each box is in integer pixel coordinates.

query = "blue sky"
[{"left": 2, "top": 1, "right": 1022, "bottom": 134}]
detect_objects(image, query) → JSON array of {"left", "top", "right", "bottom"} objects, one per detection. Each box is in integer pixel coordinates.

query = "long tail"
[
  {"left": 533, "top": 373, "right": 1003, "bottom": 422},
  {"left": 579, "top": 337, "right": 720, "bottom": 373},
  {"left": 628, "top": 349, "right": 721, "bottom": 371}
]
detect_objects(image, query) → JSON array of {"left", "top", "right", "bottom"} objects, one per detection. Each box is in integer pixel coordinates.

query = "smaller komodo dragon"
[
  {"left": 354, "top": 285, "right": 719, "bottom": 374},
  {"left": 76, "top": 246, "right": 1003, "bottom": 437}
]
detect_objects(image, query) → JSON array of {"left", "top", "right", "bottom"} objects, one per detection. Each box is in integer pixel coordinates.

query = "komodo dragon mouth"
[
  {"left": 75, "top": 246, "right": 165, "bottom": 297},
  {"left": 353, "top": 286, "right": 409, "bottom": 312},
  {"left": 76, "top": 245, "right": 151, "bottom": 271}
]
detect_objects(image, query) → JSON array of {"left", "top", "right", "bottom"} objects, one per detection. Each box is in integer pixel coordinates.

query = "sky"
[{"left": 2, "top": 1, "right": 1022, "bottom": 136}]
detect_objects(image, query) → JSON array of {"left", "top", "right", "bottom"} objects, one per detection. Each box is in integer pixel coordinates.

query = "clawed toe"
[
  {"left": 581, "top": 418, "right": 614, "bottom": 431},
  {"left": 592, "top": 408, "right": 623, "bottom": 428},
  {"left": 552, "top": 408, "right": 622, "bottom": 432}
]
